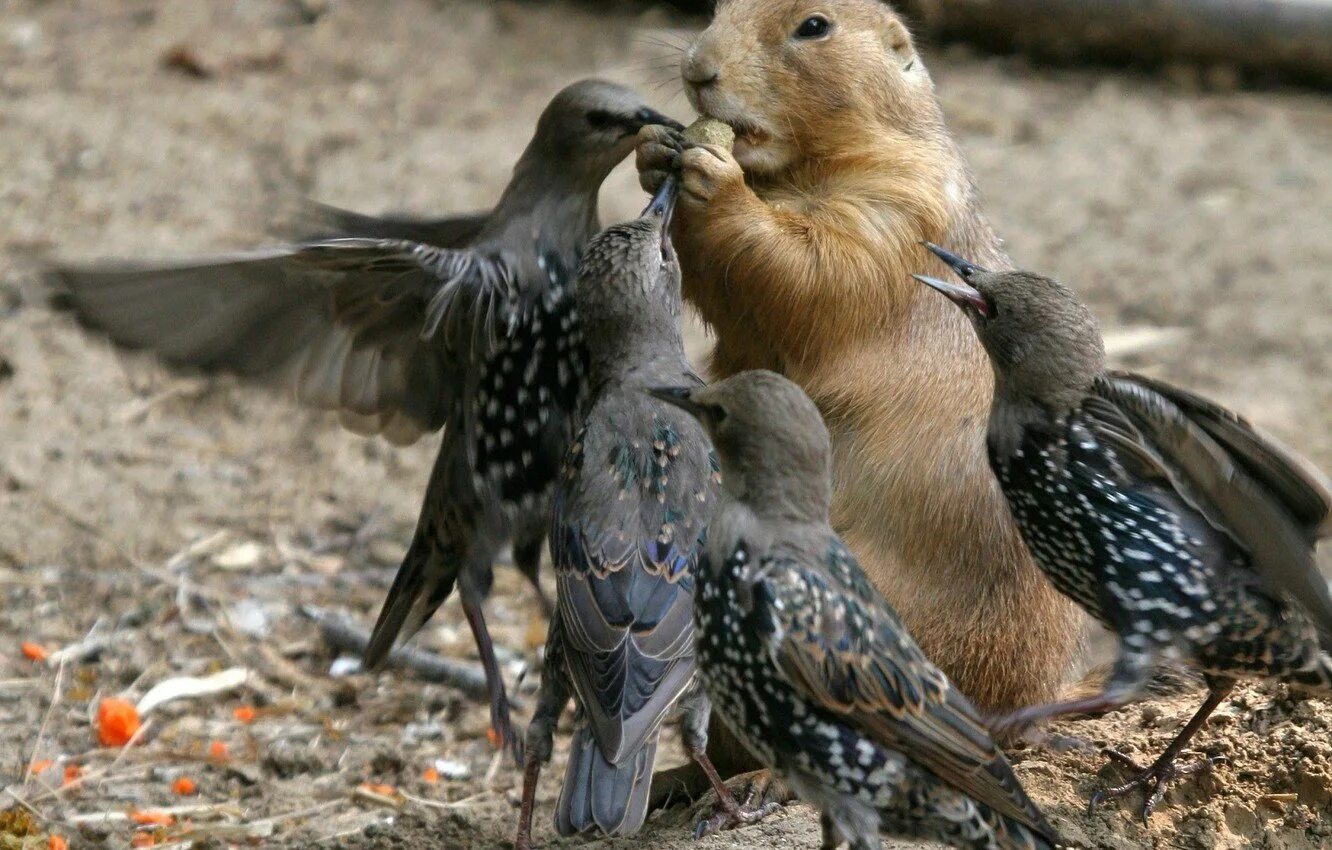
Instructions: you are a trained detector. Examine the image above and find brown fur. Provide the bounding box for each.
[661,0,1083,712]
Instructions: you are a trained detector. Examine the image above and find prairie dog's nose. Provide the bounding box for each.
[682,45,721,88]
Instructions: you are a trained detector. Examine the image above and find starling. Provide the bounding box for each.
[651,370,1062,850]
[916,244,1332,818]
[514,181,774,848]
[48,79,682,759]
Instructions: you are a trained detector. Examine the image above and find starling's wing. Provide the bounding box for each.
[295,202,490,248]
[1092,374,1332,638]
[1114,371,1332,541]
[749,538,1057,839]
[552,392,715,764]
[49,238,519,445]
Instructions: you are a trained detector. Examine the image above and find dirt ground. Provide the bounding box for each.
[2,1,1330,848]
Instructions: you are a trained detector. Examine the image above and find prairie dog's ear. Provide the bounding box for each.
[880,17,913,60]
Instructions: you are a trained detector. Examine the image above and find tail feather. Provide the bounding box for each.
[363,532,455,670]
[555,721,658,837]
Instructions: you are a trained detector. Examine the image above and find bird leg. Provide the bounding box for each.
[513,620,569,850]
[514,757,542,850]
[986,653,1148,739]
[689,752,784,838]
[459,590,520,763]
[1088,682,1233,822]
[681,691,782,838]
[511,532,554,619]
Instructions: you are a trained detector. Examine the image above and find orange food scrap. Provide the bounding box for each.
[95,698,141,747]
[359,782,397,797]
[28,759,53,775]
[421,767,439,784]
[130,833,157,848]
[171,776,197,795]
[232,705,257,723]
[486,726,501,748]
[130,810,175,827]
[48,836,68,850]
[21,641,49,662]
[207,740,229,760]
[62,764,82,787]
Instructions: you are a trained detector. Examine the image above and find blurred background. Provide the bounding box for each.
[0,2,1329,848]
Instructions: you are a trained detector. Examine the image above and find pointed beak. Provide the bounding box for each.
[629,107,685,134]
[647,385,705,419]
[922,242,987,280]
[913,274,993,318]
[643,177,678,258]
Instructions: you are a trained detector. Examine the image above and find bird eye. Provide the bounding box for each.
[585,109,617,130]
[794,15,831,40]
[707,404,728,424]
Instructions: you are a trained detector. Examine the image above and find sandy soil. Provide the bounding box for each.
[1,1,1330,848]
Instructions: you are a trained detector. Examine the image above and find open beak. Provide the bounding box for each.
[643,177,678,259]
[913,274,993,318]
[647,385,705,419]
[922,242,987,280]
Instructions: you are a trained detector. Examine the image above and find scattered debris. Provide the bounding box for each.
[303,606,494,701]
[95,698,142,747]
[19,641,48,662]
[353,783,403,810]
[433,759,471,782]
[159,44,213,79]
[212,540,264,571]
[137,667,251,715]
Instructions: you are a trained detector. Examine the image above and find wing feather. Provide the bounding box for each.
[752,541,1055,839]
[49,238,519,444]
[1093,374,1332,639]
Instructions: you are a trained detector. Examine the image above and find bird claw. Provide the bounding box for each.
[692,788,781,839]
[691,769,788,839]
[1088,747,1223,823]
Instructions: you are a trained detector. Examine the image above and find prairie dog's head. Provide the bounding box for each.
[682,0,936,174]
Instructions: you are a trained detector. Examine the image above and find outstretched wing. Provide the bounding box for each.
[552,392,715,763]
[749,537,1056,840]
[49,237,519,445]
[293,201,490,248]
[1092,373,1332,639]
[1111,371,1332,540]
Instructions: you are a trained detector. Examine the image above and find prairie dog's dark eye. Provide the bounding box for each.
[794,15,830,39]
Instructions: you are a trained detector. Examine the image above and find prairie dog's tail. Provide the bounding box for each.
[554,718,658,837]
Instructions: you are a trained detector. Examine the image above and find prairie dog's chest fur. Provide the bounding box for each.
[670,118,1082,713]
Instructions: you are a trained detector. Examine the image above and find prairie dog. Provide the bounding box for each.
[638,0,1082,712]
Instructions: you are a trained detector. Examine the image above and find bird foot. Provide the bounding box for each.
[1088,747,1223,822]
[691,770,788,839]
[488,710,523,766]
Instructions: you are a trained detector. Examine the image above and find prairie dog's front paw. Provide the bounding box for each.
[678,144,744,209]
[636,124,684,195]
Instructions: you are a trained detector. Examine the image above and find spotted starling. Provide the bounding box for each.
[48,79,682,759]
[916,243,1332,819]
[514,182,773,848]
[650,370,1062,850]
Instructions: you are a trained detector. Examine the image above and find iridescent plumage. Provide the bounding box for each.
[515,184,758,847]
[50,79,682,758]
[655,370,1061,850]
[918,243,1332,818]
